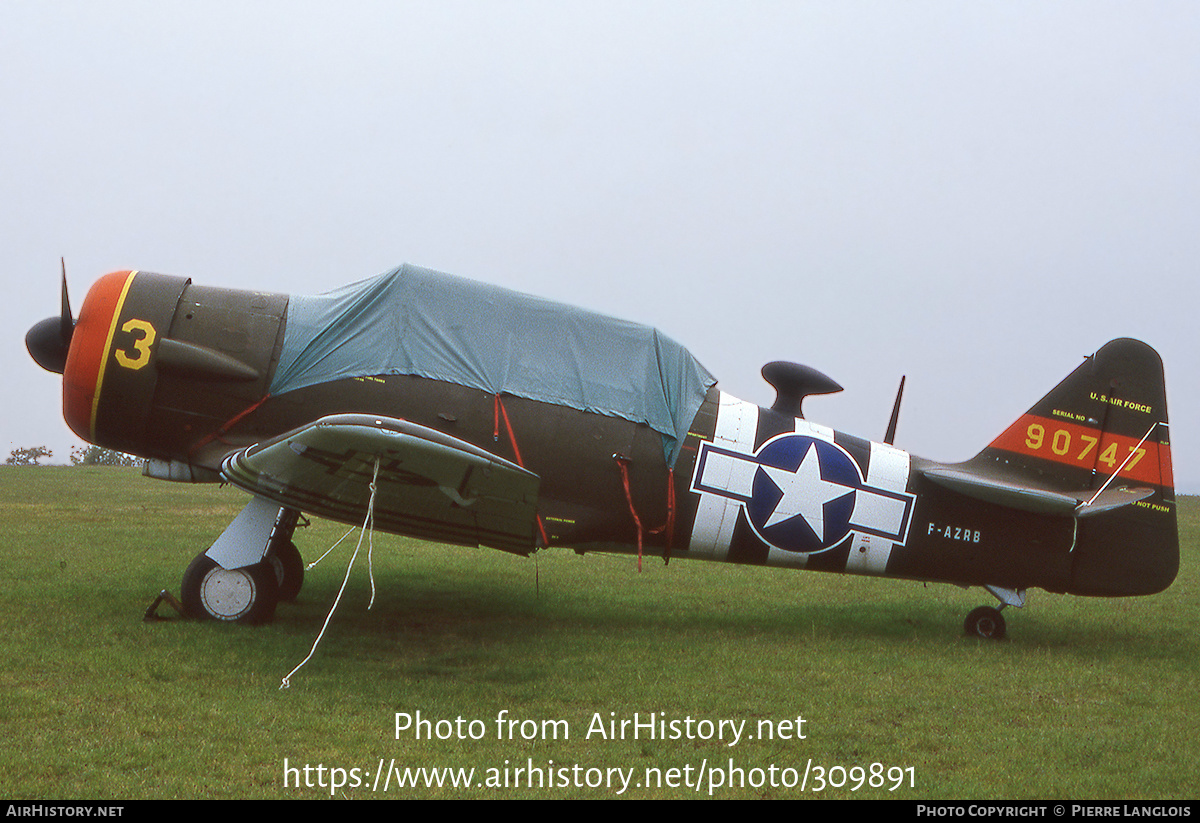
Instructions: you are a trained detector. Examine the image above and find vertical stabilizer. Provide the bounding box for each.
[969,339,1176,595]
[974,339,1172,494]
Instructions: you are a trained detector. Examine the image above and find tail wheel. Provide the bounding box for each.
[964,606,1006,640]
[268,540,304,602]
[181,553,278,624]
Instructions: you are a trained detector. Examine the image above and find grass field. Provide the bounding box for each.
[0,466,1195,799]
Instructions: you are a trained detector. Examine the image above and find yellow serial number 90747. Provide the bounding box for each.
[1024,422,1144,471]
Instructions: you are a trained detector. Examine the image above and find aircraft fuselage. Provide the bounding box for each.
[34,268,1178,626]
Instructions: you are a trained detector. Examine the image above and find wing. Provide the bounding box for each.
[221,414,540,554]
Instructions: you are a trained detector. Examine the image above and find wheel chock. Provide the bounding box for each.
[143,589,186,621]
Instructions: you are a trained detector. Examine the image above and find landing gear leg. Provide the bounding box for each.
[266,508,304,602]
[180,496,289,623]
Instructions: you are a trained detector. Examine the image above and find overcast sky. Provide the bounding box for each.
[4,1,1197,491]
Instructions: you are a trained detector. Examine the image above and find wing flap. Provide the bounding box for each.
[222,414,540,554]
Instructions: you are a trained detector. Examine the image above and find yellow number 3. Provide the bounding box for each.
[114,319,157,370]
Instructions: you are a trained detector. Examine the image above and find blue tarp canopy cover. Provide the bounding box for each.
[268,264,717,466]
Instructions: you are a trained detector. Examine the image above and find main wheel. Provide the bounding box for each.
[964,606,1006,640]
[181,553,279,624]
[268,540,304,602]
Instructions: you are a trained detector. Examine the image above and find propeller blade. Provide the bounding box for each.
[60,257,73,342]
[26,259,76,374]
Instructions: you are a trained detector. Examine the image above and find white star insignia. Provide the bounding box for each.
[759,442,855,541]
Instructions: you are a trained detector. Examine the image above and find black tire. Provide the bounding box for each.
[181,553,278,624]
[269,540,304,602]
[964,606,1006,640]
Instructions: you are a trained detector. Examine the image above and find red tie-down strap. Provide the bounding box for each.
[493,394,550,547]
[188,393,271,458]
[614,456,676,571]
[652,467,676,563]
[614,455,644,571]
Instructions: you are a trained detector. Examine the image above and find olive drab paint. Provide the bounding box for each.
[27,264,1178,635]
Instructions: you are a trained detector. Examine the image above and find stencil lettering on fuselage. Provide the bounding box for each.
[688,395,915,572]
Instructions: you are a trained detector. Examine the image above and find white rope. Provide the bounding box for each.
[280,457,381,689]
[1083,422,1159,508]
[305,527,357,570]
[367,476,378,610]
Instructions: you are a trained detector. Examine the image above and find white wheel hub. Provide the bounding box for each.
[199,567,257,620]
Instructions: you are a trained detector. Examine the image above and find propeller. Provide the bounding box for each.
[26,258,75,374]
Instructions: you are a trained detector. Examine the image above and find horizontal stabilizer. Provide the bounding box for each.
[922,468,1080,515]
[222,414,541,554]
[1073,485,1156,518]
[922,468,1154,519]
